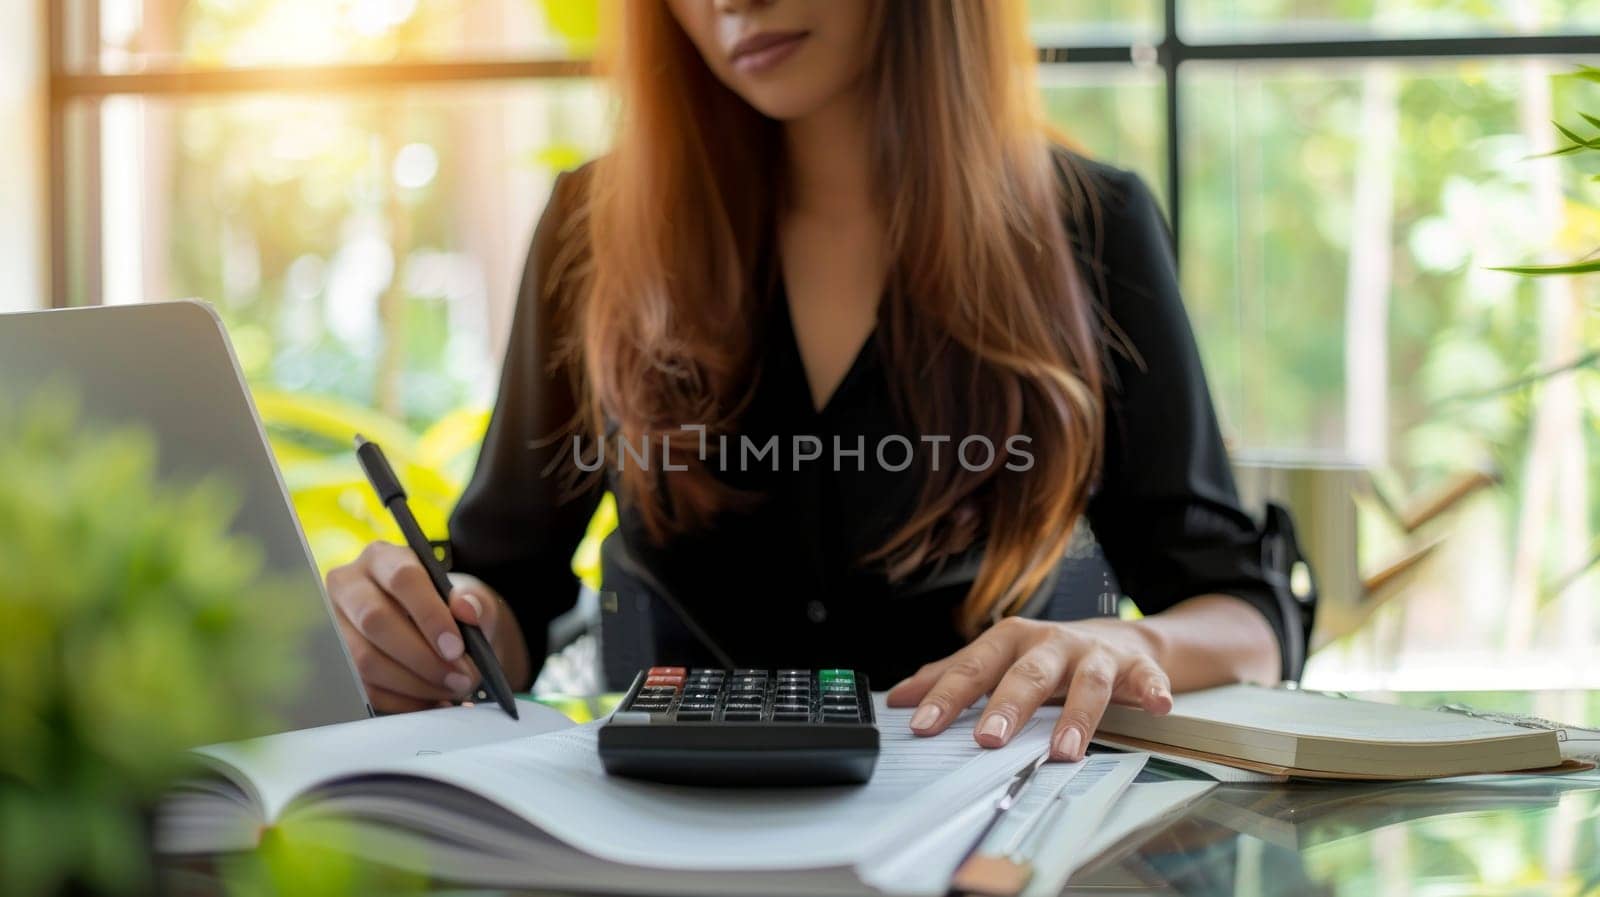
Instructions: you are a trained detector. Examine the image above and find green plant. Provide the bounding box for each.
[253,388,488,573]
[1494,65,1600,277]
[255,389,617,590]
[0,393,310,897]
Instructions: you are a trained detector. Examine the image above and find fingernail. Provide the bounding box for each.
[909,704,942,731]
[976,714,1010,745]
[437,631,464,661]
[1055,728,1083,760]
[445,672,472,694]
[461,592,484,620]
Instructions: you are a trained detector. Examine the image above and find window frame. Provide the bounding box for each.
[43,0,1600,307]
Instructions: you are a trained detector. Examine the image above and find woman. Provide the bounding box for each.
[325,0,1296,763]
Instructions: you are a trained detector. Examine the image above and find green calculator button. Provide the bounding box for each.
[819,669,854,680]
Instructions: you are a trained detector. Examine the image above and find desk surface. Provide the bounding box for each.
[1071,768,1600,895]
[157,690,1600,897]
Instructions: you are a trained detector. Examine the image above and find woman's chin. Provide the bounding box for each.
[734,84,839,123]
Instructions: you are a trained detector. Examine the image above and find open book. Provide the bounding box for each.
[1097,685,1564,779]
[159,696,1105,896]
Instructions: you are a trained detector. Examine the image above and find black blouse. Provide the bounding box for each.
[448,148,1288,689]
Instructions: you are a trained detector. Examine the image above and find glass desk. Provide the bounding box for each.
[156,691,1600,897]
[1066,767,1600,896]
[1067,688,1600,896]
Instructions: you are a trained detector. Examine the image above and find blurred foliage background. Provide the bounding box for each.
[0,395,309,897]
[52,4,1600,673]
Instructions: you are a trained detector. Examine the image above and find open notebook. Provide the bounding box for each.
[1097,685,1564,779]
[159,696,1098,896]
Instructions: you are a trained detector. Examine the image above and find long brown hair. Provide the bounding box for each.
[569,0,1104,636]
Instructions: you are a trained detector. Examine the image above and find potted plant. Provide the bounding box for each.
[0,393,309,896]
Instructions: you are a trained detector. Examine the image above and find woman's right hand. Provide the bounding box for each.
[325,541,520,713]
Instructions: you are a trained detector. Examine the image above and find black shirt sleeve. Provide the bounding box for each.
[448,169,602,673]
[1078,164,1288,664]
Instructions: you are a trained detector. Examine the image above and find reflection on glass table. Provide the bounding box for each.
[1068,691,1600,897]
[1074,771,1600,896]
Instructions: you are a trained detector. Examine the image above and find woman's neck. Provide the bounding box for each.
[783,89,875,221]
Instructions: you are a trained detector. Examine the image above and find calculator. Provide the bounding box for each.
[597,668,880,786]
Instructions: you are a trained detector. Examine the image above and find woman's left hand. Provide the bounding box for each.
[886,617,1174,761]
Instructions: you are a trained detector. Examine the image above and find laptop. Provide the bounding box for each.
[0,300,374,734]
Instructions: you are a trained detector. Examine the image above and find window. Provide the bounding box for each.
[45,1,1600,689]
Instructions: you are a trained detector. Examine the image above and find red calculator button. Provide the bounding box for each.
[647,666,687,678]
[645,676,684,687]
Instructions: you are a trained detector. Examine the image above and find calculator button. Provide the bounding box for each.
[723,711,762,721]
[774,712,811,722]
[733,668,767,676]
[818,669,854,680]
[645,676,684,688]
[648,666,687,677]
[823,712,860,723]
[676,711,713,721]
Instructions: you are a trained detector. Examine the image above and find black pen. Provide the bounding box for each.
[354,434,519,720]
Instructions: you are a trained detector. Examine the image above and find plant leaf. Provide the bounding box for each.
[1583,112,1600,132]
[1532,144,1588,159]
[1553,121,1600,149]
[1491,258,1600,276]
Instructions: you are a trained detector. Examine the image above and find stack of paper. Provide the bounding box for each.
[1098,685,1565,779]
[158,697,1204,896]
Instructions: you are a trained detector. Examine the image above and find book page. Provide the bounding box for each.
[357,695,1058,873]
[194,699,573,820]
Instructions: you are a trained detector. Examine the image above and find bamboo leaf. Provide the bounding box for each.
[1531,144,1588,159]
[1553,121,1600,149]
[1491,258,1600,276]
[1582,112,1600,132]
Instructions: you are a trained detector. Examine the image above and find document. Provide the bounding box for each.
[163,695,1092,896]
[342,698,1056,871]
[864,752,1150,897]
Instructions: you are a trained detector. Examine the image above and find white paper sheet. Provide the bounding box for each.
[350,695,1055,873]
[857,756,1091,896]
[1048,780,1218,887]
[194,700,573,820]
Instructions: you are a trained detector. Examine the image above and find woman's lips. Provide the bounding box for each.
[729,30,808,75]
